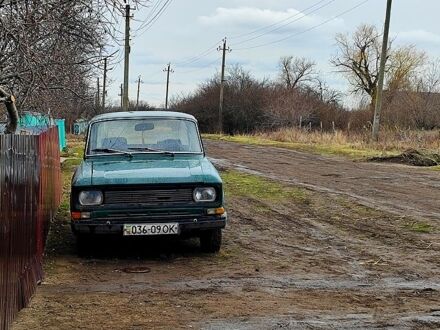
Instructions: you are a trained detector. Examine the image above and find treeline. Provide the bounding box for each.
[173,65,348,134]
[173,24,440,134]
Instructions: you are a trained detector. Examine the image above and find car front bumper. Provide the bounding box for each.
[71,214,227,235]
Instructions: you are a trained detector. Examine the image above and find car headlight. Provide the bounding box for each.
[193,187,216,202]
[79,190,103,206]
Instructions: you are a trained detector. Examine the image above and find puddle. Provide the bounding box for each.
[121,266,151,274]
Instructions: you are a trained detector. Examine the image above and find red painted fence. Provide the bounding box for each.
[0,127,61,330]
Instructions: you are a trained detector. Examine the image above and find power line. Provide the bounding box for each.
[231,0,336,47]
[175,58,220,74]
[134,0,173,36]
[133,0,166,32]
[234,0,370,51]
[138,0,164,26]
[174,39,223,67]
[230,0,333,41]
[171,1,333,69]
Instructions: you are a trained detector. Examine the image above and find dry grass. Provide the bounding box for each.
[204,128,440,159]
[261,127,440,153]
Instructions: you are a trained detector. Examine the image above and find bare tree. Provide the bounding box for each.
[331,24,384,107]
[412,59,440,93]
[0,0,150,125]
[313,78,343,105]
[279,56,316,89]
[387,45,427,92]
[0,86,18,133]
[331,24,426,110]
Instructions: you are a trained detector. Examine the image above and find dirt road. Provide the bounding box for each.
[205,140,440,221]
[13,140,440,329]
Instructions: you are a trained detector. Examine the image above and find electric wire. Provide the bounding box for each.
[134,0,165,32]
[231,0,336,47]
[175,58,220,74]
[134,0,173,37]
[229,0,332,40]
[173,0,336,68]
[233,0,370,51]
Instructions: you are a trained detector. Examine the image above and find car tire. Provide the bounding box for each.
[76,234,92,257]
[200,229,222,253]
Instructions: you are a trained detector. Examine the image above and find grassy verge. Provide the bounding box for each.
[45,150,83,257]
[221,170,310,204]
[203,134,398,159]
[61,143,84,158]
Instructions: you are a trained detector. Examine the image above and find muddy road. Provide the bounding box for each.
[13,140,440,329]
[205,140,440,221]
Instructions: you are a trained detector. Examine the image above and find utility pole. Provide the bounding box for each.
[96,77,100,110]
[119,83,123,109]
[102,57,108,113]
[122,4,133,111]
[217,37,231,134]
[163,63,174,109]
[136,76,142,110]
[372,0,392,141]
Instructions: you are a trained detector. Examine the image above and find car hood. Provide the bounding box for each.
[72,156,222,187]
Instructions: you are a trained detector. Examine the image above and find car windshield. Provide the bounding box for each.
[87,118,203,155]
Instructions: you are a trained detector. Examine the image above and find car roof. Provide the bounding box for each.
[90,111,197,123]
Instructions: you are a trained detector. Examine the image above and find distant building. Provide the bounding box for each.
[73,119,89,135]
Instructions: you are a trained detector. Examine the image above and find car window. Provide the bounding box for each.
[88,118,202,154]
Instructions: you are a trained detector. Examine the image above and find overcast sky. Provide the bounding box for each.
[106,0,440,108]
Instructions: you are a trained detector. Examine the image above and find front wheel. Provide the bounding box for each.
[200,229,222,253]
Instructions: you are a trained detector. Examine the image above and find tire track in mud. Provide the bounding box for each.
[38,275,440,294]
[198,311,440,330]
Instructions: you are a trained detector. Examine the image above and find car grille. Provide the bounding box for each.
[104,188,194,205]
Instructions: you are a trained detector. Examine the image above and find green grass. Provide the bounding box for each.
[404,222,433,233]
[221,170,309,204]
[45,155,78,256]
[61,158,82,172]
[203,134,397,159]
[61,142,85,158]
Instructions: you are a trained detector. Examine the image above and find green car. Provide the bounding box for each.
[70,111,227,253]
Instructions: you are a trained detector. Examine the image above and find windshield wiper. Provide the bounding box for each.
[128,147,175,156]
[91,148,133,157]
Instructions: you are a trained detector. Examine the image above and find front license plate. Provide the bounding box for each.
[123,223,179,236]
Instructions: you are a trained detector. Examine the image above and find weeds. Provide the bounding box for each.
[404,222,433,233]
[45,156,77,256]
[221,170,309,204]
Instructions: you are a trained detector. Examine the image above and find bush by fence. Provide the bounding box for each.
[0,127,61,330]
